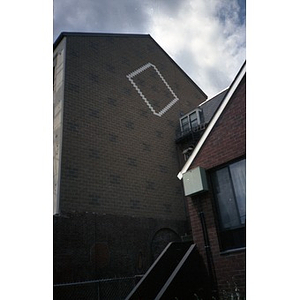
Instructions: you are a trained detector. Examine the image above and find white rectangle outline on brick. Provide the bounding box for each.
[126,63,179,117]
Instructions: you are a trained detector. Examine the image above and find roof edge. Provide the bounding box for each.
[177,61,246,180]
[148,35,207,100]
[53,31,151,49]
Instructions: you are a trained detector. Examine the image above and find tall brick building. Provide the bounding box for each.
[178,62,246,298]
[53,32,208,283]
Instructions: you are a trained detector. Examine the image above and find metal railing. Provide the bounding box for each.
[175,123,206,142]
[53,276,142,300]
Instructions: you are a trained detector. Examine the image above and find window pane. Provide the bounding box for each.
[212,168,240,229]
[220,227,246,251]
[189,112,198,128]
[198,109,204,124]
[230,159,246,224]
[190,119,198,128]
[189,112,197,121]
[181,117,189,131]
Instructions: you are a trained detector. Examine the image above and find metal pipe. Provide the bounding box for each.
[199,210,219,300]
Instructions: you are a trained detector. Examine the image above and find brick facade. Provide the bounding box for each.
[58,33,207,219]
[186,74,246,297]
[54,211,186,283]
[53,33,207,283]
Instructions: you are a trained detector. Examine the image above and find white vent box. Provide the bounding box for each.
[182,167,208,196]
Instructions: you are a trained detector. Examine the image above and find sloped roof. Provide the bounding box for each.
[177,61,246,180]
[199,88,229,124]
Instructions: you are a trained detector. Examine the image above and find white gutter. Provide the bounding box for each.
[177,63,246,180]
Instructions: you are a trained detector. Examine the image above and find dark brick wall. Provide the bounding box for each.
[53,212,186,284]
[60,34,207,219]
[54,34,207,283]
[186,76,246,296]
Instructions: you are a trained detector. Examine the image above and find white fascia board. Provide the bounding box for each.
[177,63,246,180]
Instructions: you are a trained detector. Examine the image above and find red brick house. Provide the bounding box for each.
[177,62,246,298]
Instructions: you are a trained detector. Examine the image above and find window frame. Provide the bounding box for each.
[180,116,190,132]
[179,108,203,133]
[210,157,246,252]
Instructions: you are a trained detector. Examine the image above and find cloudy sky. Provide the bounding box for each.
[53,0,246,97]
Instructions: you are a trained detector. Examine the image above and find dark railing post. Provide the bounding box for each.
[97,280,100,300]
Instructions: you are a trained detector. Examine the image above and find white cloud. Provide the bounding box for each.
[148,0,246,97]
[53,0,152,39]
